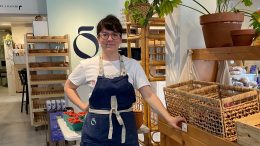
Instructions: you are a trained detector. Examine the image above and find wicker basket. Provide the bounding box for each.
[163,80,215,122]
[128,3,150,25]
[189,85,259,141]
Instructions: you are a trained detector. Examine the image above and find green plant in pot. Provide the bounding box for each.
[181,0,254,48]
[124,0,151,26]
[249,10,260,45]
[230,10,260,46]
[124,0,181,27]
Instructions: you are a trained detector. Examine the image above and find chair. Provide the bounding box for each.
[18,68,29,114]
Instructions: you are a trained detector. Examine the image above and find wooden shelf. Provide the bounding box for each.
[25,34,70,128]
[127,35,141,40]
[29,53,69,57]
[31,93,64,99]
[147,34,165,40]
[27,38,68,43]
[159,118,240,146]
[149,17,165,26]
[192,46,260,60]
[32,108,46,112]
[29,67,70,71]
[149,61,165,66]
[31,80,66,85]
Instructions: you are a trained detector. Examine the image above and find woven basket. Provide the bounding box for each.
[189,85,259,141]
[163,80,215,122]
[128,3,150,25]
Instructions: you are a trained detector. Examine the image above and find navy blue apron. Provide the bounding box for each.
[80,55,139,146]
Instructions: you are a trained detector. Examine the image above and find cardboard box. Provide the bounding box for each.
[235,113,260,146]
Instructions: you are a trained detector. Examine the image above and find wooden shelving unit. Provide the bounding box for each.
[125,17,166,146]
[25,34,71,127]
[192,46,260,60]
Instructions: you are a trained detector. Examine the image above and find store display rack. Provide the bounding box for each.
[25,34,71,128]
[125,16,166,146]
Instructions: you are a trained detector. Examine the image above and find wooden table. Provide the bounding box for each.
[158,118,241,146]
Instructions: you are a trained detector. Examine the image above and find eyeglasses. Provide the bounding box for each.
[99,32,121,40]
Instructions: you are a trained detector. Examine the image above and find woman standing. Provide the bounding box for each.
[64,14,186,146]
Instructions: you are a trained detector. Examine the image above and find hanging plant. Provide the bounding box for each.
[4,34,13,46]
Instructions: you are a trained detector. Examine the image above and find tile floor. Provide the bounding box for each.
[0,86,46,146]
[0,86,146,146]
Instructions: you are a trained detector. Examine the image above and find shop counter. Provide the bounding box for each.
[57,118,81,141]
[158,118,241,146]
[57,118,150,142]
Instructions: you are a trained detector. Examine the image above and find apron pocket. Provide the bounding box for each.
[81,113,109,143]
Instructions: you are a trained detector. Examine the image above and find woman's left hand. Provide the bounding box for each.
[167,116,187,130]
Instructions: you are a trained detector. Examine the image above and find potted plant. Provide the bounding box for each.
[230,10,260,46]
[124,0,151,26]
[181,0,254,48]
[250,10,260,45]
[124,0,181,26]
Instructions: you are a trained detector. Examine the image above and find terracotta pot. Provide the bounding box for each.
[134,111,143,129]
[252,35,260,46]
[231,29,255,46]
[200,12,244,48]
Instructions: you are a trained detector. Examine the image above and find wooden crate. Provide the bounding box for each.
[235,113,260,146]
[159,118,240,146]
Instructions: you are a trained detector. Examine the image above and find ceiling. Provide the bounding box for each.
[0,14,46,30]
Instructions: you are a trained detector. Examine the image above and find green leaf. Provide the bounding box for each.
[242,0,253,6]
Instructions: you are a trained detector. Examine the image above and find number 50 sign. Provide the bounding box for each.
[73,26,99,59]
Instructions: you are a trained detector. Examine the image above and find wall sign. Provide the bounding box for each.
[46,0,122,69]
[0,0,47,14]
[73,26,99,59]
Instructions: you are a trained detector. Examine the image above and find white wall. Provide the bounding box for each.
[11,23,33,44]
[165,0,260,85]
[46,0,122,111]
[165,0,216,85]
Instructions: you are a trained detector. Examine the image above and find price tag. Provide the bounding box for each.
[181,122,188,132]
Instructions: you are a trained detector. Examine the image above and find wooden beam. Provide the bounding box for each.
[192,46,260,60]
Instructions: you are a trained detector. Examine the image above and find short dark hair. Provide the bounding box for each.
[96,15,123,36]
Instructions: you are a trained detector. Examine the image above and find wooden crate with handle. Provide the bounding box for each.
[235,113,260,146]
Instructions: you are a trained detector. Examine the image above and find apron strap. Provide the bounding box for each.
[99,55,104,76]
[119,55,127,76]
[99,54,127,77]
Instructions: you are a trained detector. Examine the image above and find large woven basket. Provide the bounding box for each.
[128,3,150,25]
[163,80,215,122]
[189,85,259,141]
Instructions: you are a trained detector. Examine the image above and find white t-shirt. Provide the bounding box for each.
[68,55,150,97]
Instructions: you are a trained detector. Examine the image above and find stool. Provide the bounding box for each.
[0,69,7,86]
[18,68,29,114]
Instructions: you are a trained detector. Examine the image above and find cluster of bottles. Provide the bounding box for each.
[46,99,66,112]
